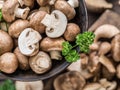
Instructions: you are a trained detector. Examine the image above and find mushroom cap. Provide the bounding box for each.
[2,0,19,22]
[37,0,49,6]
[64,23,80,41]
[29,51,52,74]
[15,80,44,90]
[18,28,42,56]
[54,71,86,90]
[30,11,47,33]
[0,30,13,55]
[9,19,30,38]
[14,47,30,70]
[111,34,120,62]
[55,0,76,20]
[40,37,65,52]
[0,52,18,74]
[18,0,34,8]
[41,10,67,38]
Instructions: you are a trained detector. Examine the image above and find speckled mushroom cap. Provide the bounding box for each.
[40,37,65,52]
[2,0,19,22]
[29,11,47,33]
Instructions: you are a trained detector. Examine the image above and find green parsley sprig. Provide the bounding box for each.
[62,31,95,62]
[0,9,2,21]
[0,79,16,90]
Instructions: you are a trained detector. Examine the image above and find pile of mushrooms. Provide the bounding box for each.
[0,0,81,74]
[53,24,120,90]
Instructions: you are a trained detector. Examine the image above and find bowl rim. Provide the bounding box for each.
[0,0,88,81]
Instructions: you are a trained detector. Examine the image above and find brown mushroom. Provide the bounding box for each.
[0,52,18,74]
[40,37,65,60]
[29,11,47,33]
[111,34,120,62]
[37,0,56,6]
[18,0,34,8]
[15,80,44,90]
[98,42,111,55]
[0,30,13,55]
[29,51,52,74]
[116,64,120,79]
[64,23,80,42]
[14,47,29,70]
[54,71,86,90]
[83,83,104,90]
[8,19,30,38]
[55,0,78,20]
[99,55,116,74]
[2,0,30,22]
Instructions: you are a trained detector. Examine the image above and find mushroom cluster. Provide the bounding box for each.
[54,24,119,90]
[0,0,81,74]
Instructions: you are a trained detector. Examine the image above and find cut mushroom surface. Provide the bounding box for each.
[18,28,42,56]
[41,10,67,38]
[29,51,52,74]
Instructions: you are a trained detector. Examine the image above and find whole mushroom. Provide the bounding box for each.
[29,51,52,74]
[54,71,86,90]
[64,23,80,42]
[14,47,29,70]
[0,30,13,55]
[111,34,120,62]
[55,0,79,20]
[40,37,65,60]
[2,0,30,22]
[41,10,67,38]
[29,11,47,33]
[0,52,18,74]
[18,28,42,56]
[8,19,30,38]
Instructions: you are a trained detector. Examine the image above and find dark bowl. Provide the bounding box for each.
[0,0,88,81]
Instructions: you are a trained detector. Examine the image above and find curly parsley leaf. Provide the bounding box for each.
[0,9,2,21]
[76,31,95,53]
[62,31,95,63]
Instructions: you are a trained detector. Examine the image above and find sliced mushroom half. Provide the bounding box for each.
[18,28,42,56]
[41,10,67,38]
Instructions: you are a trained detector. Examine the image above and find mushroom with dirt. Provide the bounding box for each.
[0,30,13,55]
[111,34,120,62]
[29,11,47,34]
[55,0,79,20]
[2,0,30,22]
[8,19,30,38]
[40,37,65,60]
[85,0,113,13]
[14,47,29,70]
[18,28,42,56]
[0,52,18,74]
[15,80,44,90]
[41,10,67,38]
[54,71,86,90]
[29,51,52,74]
[63,23,81,42]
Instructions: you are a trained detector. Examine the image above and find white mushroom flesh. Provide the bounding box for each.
[67,0,79,8]
[18,28,42,56]
[41,10,67,38]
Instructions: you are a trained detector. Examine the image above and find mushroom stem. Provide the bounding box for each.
[14,7,30,19]
[0,0,4,9]
[67,0,79,8]
[50,50,62,60]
